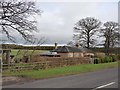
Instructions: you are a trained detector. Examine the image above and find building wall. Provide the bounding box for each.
[60,52,95,58]
[58,53,69,57]
[68,53,74,57]
[73,52,84,57]
[45,52,94,58]
[73,52,79,57]
[79,53,84,57]
[84,53,94,58]
[59,52,84,58]
[58,53,74,57]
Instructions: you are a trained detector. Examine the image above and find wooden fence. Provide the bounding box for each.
[2,57,92,72]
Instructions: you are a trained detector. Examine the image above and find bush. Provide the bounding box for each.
[100,57,105,63]
[94,56,115,64]
[104,56,113,63]
[110,55,118,62]
[116,54,120,60]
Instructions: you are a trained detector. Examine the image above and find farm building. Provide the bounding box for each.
[51,45,94,58]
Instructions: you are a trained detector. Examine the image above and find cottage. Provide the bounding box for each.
[51,44,94,58]
[51,46,83,57]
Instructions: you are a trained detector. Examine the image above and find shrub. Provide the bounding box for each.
[110,55,118,62]
[95,56,114,64]
[116,54,120,60]
[100,57,105,63]
[104,56,113,63]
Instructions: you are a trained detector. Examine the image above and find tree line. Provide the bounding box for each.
[1,44,58,50]
[73,17,120,55]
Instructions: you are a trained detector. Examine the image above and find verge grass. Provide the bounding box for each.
[3,62,118,79]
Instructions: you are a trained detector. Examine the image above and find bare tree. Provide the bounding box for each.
[0,0,42,42]
[12,37,46,63]
[67,41,75,47]
[30,37,46,55]
[100,21,120,55]
[74,17,101,48]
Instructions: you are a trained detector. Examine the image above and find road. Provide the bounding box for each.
[3,68,118,89]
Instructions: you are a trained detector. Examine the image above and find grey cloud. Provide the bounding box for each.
[36,2,117,44]
[2,2,118,45]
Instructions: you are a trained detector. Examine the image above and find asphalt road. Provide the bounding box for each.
[3,68,118,89]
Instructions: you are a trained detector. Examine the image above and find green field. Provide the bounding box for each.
[1,49,47,58]
[3,62,118,79]
[11,49,48,55]
[10,49,48,59]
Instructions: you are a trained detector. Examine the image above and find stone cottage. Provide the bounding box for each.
[51,44,94,58]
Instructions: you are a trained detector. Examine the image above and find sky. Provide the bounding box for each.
[34,0,118,45]
[2,0,119,45]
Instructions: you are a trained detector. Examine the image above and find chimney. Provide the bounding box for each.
[75,43,80,48]
[55,42,58,49]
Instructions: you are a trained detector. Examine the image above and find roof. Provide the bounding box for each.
[51,46,93,53]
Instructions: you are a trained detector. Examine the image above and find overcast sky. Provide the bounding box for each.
[34,0,118,45]
[3,0,119,45]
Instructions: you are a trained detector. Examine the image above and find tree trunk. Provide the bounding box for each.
[87,32,90,48]
[105,37,110,56]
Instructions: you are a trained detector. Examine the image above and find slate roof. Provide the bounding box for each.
[51,46,93,53]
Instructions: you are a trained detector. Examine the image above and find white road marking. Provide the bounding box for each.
[92,82,115,90]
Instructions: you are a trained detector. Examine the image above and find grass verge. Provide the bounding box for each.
[3,62,118,79]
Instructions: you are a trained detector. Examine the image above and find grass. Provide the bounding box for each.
[3,62,118,79]
[1,49,48,59]
[11,49,48,55]
[10,49,48,59]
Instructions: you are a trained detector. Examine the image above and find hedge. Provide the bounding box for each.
[94,55,119,64]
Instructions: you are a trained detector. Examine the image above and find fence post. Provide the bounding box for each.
[0,59,2,73]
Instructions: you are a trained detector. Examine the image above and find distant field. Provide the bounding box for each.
[10,49,48,60]
[11,49,48,55]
